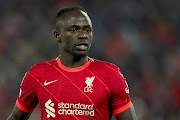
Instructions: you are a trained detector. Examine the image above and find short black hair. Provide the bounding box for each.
[56,6,87,20]
[55,6,87,30]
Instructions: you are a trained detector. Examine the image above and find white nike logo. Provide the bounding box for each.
[44,80,58,86]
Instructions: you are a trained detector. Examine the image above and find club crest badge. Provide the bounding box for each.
[84,76,95,93]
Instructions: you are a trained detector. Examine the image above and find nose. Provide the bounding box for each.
[78,30,88,40]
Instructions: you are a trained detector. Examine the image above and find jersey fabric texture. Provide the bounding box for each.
[16,56,133,120]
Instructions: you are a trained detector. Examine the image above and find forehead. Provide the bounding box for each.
[58,10,92,27]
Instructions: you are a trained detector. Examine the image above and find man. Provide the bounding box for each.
[8,6,137,120]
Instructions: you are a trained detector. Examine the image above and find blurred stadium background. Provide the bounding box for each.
[1,0,180,120]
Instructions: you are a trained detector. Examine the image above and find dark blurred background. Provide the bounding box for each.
[1,0,180,120]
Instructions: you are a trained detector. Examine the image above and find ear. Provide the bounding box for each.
[53,30,61,42]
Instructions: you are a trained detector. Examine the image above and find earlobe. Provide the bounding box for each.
[53,30,61,42]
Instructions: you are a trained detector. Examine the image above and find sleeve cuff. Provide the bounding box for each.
[16,99,37,113]
[113,101,133,115]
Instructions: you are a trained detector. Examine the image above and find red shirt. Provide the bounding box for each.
[16,56,133,120]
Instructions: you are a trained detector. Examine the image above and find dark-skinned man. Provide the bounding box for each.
[8,6,137,120]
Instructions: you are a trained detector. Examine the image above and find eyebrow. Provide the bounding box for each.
[70,24,91,28]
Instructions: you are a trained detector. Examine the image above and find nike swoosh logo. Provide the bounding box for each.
[44,80,58,86]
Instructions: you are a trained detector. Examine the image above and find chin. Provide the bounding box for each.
[72,51,88,59]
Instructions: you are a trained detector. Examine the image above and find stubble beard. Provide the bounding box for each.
[72,51,88,61]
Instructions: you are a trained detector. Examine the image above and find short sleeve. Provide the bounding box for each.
[16,72,39,112]
[110,67,133,115]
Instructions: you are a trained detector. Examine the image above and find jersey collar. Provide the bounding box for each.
[57,55,92,72]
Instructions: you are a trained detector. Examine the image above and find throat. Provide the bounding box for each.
[60,55,88,68]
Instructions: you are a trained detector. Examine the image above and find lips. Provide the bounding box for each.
[75,43,88,50]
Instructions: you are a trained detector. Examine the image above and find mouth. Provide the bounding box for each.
[75,43,88,51]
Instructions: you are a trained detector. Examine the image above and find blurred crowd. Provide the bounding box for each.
[0,0,180,120]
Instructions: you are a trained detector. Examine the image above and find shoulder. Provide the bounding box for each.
[28,58,57,74]
[89,58,120,72]
[89,58,126,90]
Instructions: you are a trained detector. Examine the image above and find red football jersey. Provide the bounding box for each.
[16,56,133,120]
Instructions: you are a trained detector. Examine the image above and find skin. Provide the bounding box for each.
[8,10,137,120]
[116,106,137,120]
[54,10,93,68]
[8,105,32,120]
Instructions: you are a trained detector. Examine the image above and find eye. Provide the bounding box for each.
[85,28,91,33]
[70,27,78,32]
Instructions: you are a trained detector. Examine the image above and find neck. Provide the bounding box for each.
[60,54,88,68]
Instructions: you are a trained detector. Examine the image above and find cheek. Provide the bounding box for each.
[64,40,72,49]
[62,37,75,51]
[88,35,93,43]
[61,34,73,45]
[88,33,93,41]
